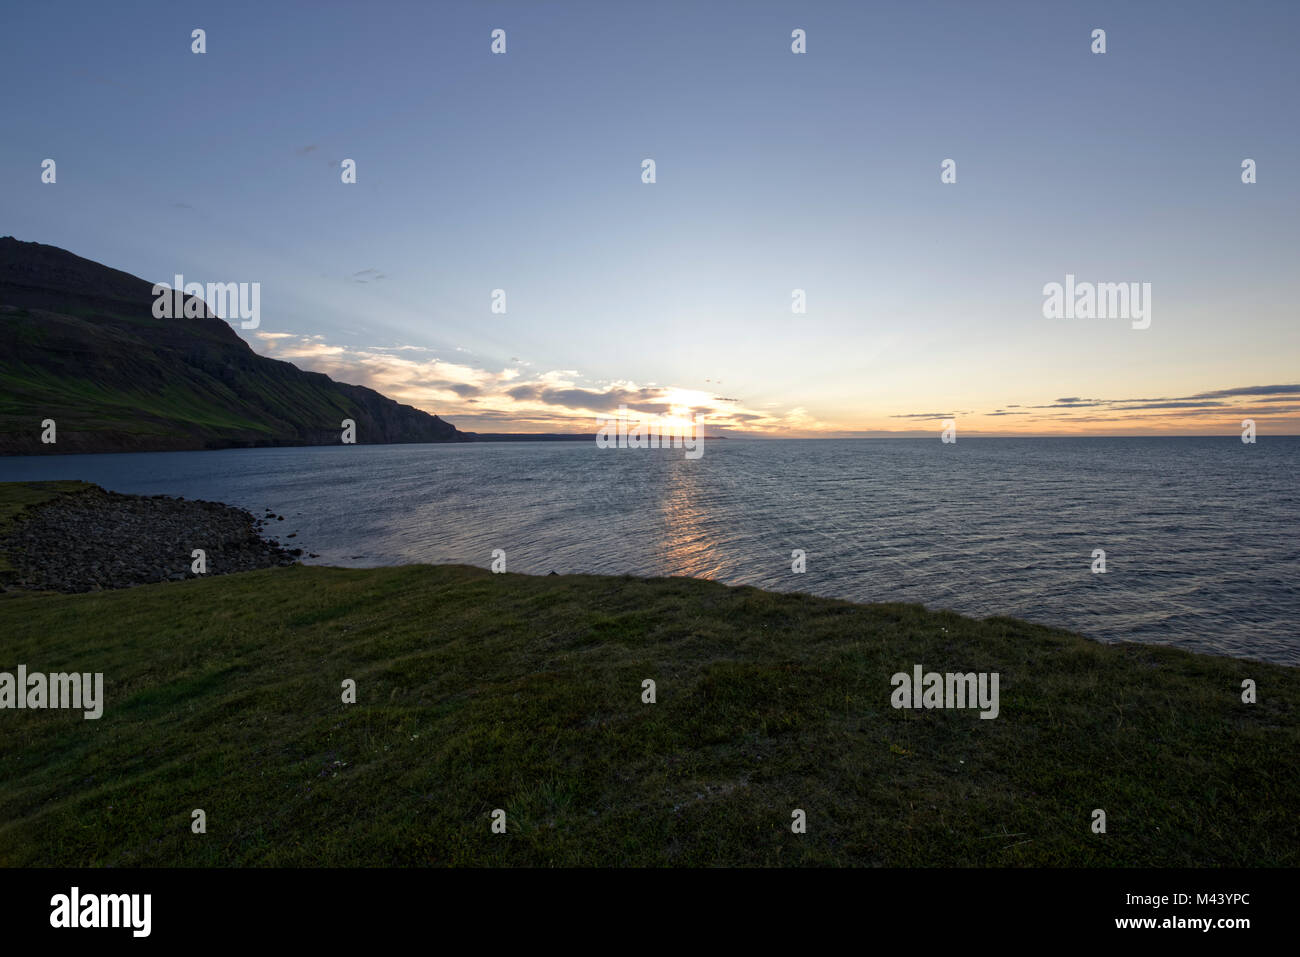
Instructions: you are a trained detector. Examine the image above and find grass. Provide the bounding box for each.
[0,487,1295,866]
[0,361,275,437]
[0,306,364,447]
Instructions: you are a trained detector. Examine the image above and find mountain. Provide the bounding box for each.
[0,238,473,454]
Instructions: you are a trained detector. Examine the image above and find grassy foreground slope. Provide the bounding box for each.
[1,556,1295,867]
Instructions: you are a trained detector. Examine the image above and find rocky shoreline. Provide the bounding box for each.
[0,484,299,592]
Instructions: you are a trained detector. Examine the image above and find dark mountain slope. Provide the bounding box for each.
[0,238,471,453]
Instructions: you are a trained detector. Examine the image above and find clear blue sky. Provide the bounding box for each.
[4,0,1298,434]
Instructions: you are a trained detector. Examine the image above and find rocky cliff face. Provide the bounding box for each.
[0,238,471,454]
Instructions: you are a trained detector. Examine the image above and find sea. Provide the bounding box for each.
[3,436,1297,666]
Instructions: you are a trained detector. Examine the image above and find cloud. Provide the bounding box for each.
[1001,385,1300,432]
[1189,384,1300,399]
[250,334,827,434]
[247,333,1299,437]
[1026,386,1291,419]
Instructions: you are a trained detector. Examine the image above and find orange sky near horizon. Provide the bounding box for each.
[252,333,1299,438]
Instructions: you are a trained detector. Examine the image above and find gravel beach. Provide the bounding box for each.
[0,484,298,592]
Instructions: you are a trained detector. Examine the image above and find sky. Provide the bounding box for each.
[3,0,1298,436]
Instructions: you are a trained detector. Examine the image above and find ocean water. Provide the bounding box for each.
[3,437,1297,665]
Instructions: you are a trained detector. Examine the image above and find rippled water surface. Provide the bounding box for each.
[4,437,1297,665]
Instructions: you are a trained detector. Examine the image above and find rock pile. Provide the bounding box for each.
[1,485,298,592]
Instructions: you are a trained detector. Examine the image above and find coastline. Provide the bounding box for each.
[1,480,1296,866]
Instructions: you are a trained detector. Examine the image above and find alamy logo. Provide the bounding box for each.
[596,405,704,459]
[1042,274,1150,329]
[890,665,1000,719]
[50,887,151,937]
[0,666,103,719]
[151,274,260,329]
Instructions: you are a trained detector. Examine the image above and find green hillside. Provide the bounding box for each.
[0,238,469,453]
